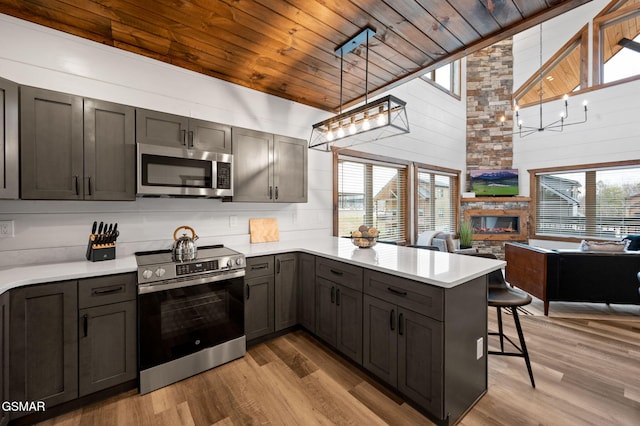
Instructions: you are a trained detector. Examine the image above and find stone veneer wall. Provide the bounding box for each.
[464,38,527,257]
[466,38,514,174]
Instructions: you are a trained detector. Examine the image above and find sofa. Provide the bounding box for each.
[415,231,477,254]
[505,242,640,315]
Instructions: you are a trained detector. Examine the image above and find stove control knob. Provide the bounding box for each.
[235,257,244,266]
[142,269,153,280]
[155,267,166,278]
[227,259,233,268]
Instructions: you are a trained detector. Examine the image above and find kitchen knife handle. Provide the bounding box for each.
[83,314,88,337]
[181,129,187,146]
[246,284,250,300]
[74,175,79,195]
[87,176,92,196]
[275,186,279,200]
[188,131,194,148]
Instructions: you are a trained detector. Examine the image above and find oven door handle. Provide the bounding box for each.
[137,269,245,295]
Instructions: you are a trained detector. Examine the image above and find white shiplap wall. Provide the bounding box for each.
[0,13,467,267]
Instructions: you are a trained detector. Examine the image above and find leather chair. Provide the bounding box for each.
[468,252,536,387]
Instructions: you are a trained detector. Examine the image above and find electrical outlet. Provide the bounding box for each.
[229,215,238,227]
[476,337,484,360]
[0,220,15,238]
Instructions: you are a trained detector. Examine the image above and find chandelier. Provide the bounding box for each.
[309,27,409,151]
[501,24,588,138]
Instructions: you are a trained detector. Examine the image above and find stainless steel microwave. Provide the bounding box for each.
[137,143,233,197]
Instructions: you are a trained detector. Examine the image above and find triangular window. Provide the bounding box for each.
[514,28,587,107]
[594,0,640,85]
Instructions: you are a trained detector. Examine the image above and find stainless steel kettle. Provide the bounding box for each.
[172,225,198,262]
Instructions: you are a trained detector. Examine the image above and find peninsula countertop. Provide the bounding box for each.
[0,237,504,293]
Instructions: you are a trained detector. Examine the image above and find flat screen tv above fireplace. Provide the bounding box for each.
[470,169,519,196]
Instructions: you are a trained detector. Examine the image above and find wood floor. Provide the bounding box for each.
[38,300,640,426]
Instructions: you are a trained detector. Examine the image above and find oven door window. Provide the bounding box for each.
[142,154,212,188]
[138,276,244,370]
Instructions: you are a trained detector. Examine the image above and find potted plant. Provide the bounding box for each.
[459,220,474,249]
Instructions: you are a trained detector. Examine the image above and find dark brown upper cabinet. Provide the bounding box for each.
[0,77,19,199]
[20,86,135,200]
[232,128,307,203]
[136,108,231,153]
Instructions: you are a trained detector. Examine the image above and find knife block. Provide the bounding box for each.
[86,236,116,262]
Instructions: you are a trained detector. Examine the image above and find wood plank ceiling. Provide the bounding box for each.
[0,0,592,112]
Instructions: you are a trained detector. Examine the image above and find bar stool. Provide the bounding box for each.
[469,252,536,388]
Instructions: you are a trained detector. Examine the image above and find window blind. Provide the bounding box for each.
[416,168,457,235]
[337,156,408,242]
[535,166,640,239]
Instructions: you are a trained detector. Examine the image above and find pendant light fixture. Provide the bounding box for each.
[501,24,588,138]
[309,26,409,151]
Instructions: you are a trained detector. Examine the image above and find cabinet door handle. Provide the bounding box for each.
[329,269,343,276]
[275,186,279,200]
[93,285,124,295]
[246,284,250,300]
[398,313,404,336]
[276,259,281,274]
[87,176,92,196]
[181,129,187,146]
[331,286,335,304]
[387,287,408,297]
[390,309,395,331]
[336,288,341,306]
[74,175,79,195]
[83,314,88,337]
[188,130,194,148]
[269,186,273,200]
[250,264,269,270]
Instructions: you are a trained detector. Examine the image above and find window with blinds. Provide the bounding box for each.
[337,155,408,242]
[415,168,457,236]
[535,165,640,239]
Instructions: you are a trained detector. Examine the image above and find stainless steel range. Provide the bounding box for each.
[135,244,245,394]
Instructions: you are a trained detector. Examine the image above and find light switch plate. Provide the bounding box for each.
[476,337,484,360]
[0,220,14,238]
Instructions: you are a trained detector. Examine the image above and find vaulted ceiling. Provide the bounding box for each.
[0,0,592,111]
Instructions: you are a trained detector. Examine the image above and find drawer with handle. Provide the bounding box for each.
[245,255,275,279]
[364,269,443,321]
[316,257,363,291]
[78,272,136,308]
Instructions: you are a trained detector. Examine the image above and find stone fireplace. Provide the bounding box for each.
[460,196,530,257]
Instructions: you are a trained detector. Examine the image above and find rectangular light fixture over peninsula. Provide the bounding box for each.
[309,27,409,151]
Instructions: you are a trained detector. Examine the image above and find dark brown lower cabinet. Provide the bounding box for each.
[0,292,9,426]
[297,253,316,333]
[245,262,275,341]
[9,281,79,414]
[78,300,136,396]
[363,294,444,417]
[315,277,363,364]
[274,253,297,331]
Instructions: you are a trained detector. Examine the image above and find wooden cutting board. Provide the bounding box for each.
[249,218,280,243]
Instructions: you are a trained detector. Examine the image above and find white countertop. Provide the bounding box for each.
[0,237,504,293]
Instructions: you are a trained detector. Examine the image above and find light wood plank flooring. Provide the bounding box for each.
[39,300,640,426]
